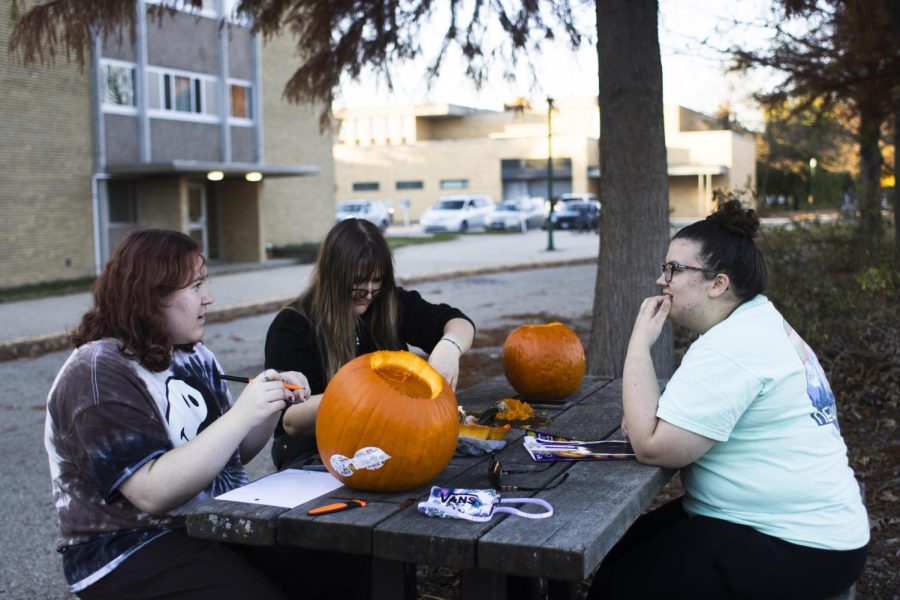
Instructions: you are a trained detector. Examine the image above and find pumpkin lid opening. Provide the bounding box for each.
[369,351,442,399]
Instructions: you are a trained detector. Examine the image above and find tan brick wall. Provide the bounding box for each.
[221,180,263,261]
[1,2,94,289]
[137,178,184,231]
[260,33,335,248]
[334,134,596,219]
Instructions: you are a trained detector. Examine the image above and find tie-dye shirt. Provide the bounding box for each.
[45,338,249,592]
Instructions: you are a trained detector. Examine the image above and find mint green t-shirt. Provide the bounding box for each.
[657,295,869,550]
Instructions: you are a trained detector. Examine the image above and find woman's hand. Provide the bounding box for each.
[232,369,298,426]
[428,342,461,390]
[629,295,671,352]
[237,370,310,463]
[278,370,312,404]
[429,318,474,391]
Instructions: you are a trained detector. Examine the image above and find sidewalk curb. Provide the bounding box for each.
[0,256,597,362]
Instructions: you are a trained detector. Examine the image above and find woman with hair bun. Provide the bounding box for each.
[587,200,868,599]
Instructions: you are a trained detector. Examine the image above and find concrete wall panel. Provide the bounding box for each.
[146,12,218,74]
[227,25,253,81]
[230,126,254,163]
[105,114,140,166]
[150,119,219,162]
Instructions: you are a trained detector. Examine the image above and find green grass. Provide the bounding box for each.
[386,233,458,249]
[0,277,96,303]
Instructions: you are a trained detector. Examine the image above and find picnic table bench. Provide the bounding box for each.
[186,375,675,599]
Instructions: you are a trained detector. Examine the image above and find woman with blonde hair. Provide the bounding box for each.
[265,218,475,468]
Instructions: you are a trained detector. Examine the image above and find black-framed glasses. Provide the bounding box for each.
[350,286,383,301]
[488,457,569,492]
[661,261,719,283]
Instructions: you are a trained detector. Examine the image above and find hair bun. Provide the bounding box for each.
[708,199,759,238]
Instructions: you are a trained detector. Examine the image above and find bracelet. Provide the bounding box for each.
[440,337,462,354]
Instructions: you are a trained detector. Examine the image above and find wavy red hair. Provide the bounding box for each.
[70,229,204,371]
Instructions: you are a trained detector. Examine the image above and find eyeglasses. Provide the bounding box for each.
[660,261,719,283]
[488,456,569,492]
[350,286,383,301]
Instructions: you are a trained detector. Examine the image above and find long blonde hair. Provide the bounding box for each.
[298,218,402,382]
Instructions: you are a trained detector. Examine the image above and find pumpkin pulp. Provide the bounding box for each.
[369,351,443,399]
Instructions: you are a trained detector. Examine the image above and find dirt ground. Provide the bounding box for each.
[415,314,898,600]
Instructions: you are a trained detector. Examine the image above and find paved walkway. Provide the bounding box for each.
[0,229,600,359]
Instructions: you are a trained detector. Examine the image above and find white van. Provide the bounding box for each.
[419,194,495,233]
[335,199,391,230]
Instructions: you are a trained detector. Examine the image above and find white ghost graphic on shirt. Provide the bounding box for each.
[164,378,209,446]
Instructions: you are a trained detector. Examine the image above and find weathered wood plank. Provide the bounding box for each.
[277,457,485,553]
[474,382,674,580]
[185,499,287,546]
[476,459,674,580]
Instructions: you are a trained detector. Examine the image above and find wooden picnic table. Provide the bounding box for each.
[186,375,675,599]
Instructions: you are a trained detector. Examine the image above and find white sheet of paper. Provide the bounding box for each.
[216,469,344,509]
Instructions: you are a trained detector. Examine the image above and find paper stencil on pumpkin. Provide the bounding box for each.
[330,447,392,477]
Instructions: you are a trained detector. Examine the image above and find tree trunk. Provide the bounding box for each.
[894,108,899,268]
[588,0,672,378]
[856,103,884,248]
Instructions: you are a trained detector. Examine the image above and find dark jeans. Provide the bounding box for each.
[78,529,370,600]
[586,497,867,600]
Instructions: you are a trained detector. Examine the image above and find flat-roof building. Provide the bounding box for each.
[333,97,756,221]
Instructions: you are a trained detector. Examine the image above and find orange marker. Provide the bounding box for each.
[219,373,304,391]
[307,499,367,516]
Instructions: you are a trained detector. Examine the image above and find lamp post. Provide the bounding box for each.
[546,96,556,251]
[808,157,817,205]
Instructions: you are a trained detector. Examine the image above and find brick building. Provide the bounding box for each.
[1,0,334,290]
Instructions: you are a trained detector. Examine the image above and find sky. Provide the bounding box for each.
[336,0,781,131]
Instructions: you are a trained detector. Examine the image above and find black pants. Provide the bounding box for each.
[78,529,370,600]
[586,497,867,600]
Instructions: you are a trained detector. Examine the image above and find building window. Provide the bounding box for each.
[147,67,217,122]
[440,179,469,190]
[106,180,138,259]
[229,81,253,121]
[396,180,424,190]
[353,182,380,192]
[100,60,136,112]
[108,181,137,223]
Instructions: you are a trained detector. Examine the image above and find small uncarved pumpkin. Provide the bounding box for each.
[502,322,585,401]
[316,350,459,491]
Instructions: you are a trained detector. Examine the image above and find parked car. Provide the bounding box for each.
[485,197,547,232]
[335,199,391,230]
[545,200,601,232]
[554,192,598,212]
[419,194,495,233]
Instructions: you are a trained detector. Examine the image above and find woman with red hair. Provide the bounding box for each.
[45,229,358,599]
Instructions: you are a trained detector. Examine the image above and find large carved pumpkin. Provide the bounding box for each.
[502,322,585,401]
[316,350,459,491]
